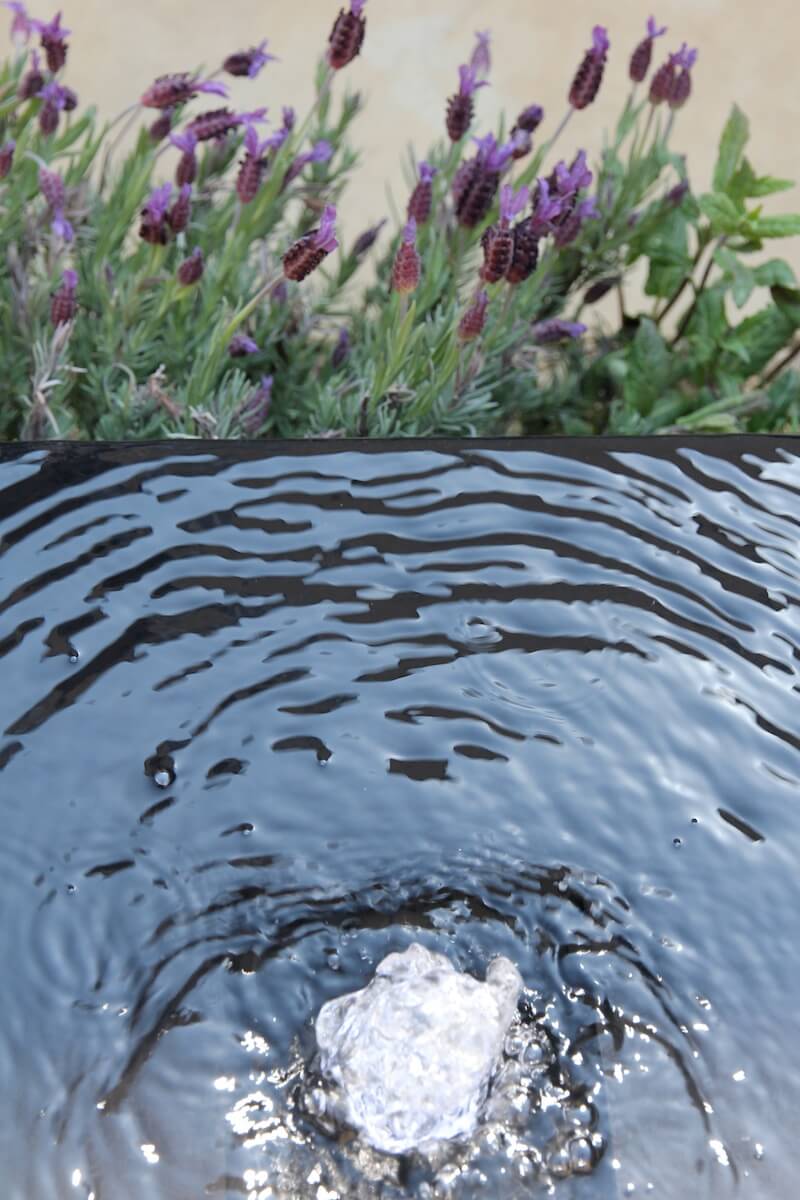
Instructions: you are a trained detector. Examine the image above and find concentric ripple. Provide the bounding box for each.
[0,439,798,1199]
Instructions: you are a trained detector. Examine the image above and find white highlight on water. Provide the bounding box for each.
[315,942,522,1155]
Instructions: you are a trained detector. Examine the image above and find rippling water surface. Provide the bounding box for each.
[0,438,798,1199]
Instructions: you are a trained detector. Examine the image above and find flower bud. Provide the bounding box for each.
[18,49,43,99]
[532,318,587,345]
[177,247,204,286]
[50,268,77,326]
[407,162,437,225]
[223,40,276,79]
[352,218,386,258]
[583,277,618,305]
[391,220,421,295]
[229,333,260,357]
[141,73,228,110]
[149,108,175,142]
[458,290,488,341]
[515,104,544,133]
[167,183,192,233]
[629,17,667,83]
[331,327,350,369]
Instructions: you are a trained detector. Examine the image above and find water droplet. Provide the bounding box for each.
[754,1142,765,1161]
[673,837,682,847]
[691,817,699,825]
[68,653,79,664]
[65,883,76,894]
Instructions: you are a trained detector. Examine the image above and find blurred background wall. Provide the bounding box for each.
[38,0,800,266]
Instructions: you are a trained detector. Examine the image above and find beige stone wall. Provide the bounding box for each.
[35,1,800,267]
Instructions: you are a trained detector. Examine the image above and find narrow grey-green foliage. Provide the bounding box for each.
[1,12,800,441]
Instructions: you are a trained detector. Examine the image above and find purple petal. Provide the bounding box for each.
[500,183,529,223]
[418,160,437,183]
[196,79,229,97]
[316,205,339,253]
[249,39,278,78]
[243,124,260,157]
[647,16,667,39]
[351,0,366,14]
[308,139,333,164]
[62,267,77,288]
[238,106,268,126]
[532,318,587,344]
[591,25,609,58]
[4,1,33,40]
[402,217,417,245]
[470,29,491,77]
[146,182,173,220]
[458,63,487,97]
[51,210,73,242]
[282,106,296,131]
[170,129,198,154]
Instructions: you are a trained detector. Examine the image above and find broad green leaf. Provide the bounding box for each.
[713,246,755,307]
[771,285,800,325]
[713,105,750,194]
[746,214,800,239]
[753,259,797,288]
[731,159,795,199]
[698,193,745,235]
[725,306,795,374]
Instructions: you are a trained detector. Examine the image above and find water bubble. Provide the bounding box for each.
[673,838,682,847]
[154,770,171,789]
[570,1136,593,1174]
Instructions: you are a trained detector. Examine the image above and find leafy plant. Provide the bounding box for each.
[0,3,798,441]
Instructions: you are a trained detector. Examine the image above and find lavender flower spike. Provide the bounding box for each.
[392,219,421,295]
[446,64,487,142]
[328,0,367,71]
[229,333,260,357]
[239,376,273,435]
[4,1,33,42]
[569,24,610,110]
[283,205,339,281]
[33,10,71,71]
[532,318,587,344]
[471,29,491,79]
[139,182,173,244]
[223,39,278,79]
[499,184,529,226]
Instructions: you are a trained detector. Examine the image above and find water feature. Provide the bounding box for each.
[0,438,797,1198]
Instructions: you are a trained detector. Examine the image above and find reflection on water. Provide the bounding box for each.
[0,439,798,1198]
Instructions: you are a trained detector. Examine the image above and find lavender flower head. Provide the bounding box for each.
[229,333,260,357]
[4,1,33,42]
[283,205,339,281]
[223,39,277,79]
[499,184,529,226]
[532,318,587,344]
[328,0,367,71]
[33,10,71,72]
[569,25,610,110]
[392,218,421,294]
[51,267,78,326]
[239,375,273,435]
[516,104,544,133]
[470,29,491,79]
[39,165,73,241]
[141,73,228,110]
[139,182,173,243]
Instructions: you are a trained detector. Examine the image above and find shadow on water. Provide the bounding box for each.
[0,438,797,1197]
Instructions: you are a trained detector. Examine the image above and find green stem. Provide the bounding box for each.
[222,270,285,342]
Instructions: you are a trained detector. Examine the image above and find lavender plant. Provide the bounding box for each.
[1,3,799,440]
